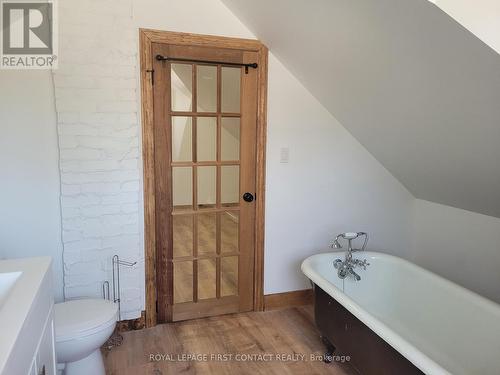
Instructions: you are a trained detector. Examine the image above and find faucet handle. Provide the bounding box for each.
[333,259,343,269]
[353,259,370,270]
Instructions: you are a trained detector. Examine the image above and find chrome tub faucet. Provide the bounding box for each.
[331,232,370,281]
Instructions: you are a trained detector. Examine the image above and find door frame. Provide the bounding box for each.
[139,29,268,327]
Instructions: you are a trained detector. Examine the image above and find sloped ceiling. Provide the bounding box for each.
[222,0,500,217]
[431,0,500,54]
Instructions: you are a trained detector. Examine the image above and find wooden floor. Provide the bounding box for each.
[103,305,357,375]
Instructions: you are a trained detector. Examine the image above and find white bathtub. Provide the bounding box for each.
[301,251,500,375]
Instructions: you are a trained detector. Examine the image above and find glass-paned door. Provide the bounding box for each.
[152,43,258,321]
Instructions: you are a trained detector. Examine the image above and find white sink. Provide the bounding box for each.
[0,257,53,374]
[0,272,21,309]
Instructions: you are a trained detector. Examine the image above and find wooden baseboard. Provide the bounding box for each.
[117,310,146,332]
[263,289,313,311]
[119,289,313,331]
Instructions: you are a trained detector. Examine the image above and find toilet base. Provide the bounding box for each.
[61,349,105,375]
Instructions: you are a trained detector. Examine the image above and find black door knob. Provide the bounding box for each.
[242,192,254,202]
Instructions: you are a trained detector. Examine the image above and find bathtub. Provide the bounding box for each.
[301,251,500,375]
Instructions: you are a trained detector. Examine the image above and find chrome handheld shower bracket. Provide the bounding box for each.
[330,232,368,251]
[356,232,369,252]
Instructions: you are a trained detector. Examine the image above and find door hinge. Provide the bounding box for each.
[156,300,158,313]
[146,69,155,85]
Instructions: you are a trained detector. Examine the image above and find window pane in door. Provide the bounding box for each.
[221,256,238,297]
[171,64,192,111]
[172,167,193,211]
[172,117,192,162]
[174,261,193,303]
[198,213,216,255]
[198,258,216,300]
[221,117,240,161]
[173,215,193,258]
[221,67,241,113]
[220,211,239,253]
[197,117,217,162]
[221,166,239,205]
[197,166,216,208]
[197,65,217,113]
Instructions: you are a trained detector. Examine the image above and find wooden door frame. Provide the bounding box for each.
[139,29,268,327]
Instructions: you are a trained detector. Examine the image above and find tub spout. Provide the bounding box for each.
[337,264,361,281]
[349,269,361,281]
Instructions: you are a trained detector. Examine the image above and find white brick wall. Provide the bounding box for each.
[53,0,143,319]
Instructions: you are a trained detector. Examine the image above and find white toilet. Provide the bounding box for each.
[54,299,118,375]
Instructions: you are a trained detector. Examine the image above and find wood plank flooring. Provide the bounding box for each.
[103,305,357,375]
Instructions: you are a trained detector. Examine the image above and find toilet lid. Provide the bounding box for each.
[55,299,118,341]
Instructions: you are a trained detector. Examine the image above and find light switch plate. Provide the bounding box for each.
[280,147,289,163]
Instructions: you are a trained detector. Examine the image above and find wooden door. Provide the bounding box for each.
[152,42,259,322]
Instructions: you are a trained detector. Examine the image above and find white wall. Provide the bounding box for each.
[413,200,500,304]
[0,71,64,302]
[264,56,415,293]
[50,0,416,318]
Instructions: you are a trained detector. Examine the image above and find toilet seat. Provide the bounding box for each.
[55,299,118,342]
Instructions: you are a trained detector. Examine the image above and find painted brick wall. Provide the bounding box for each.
[53,0,143,319]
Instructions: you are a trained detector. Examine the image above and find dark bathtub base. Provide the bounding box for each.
[314,285,423,375]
